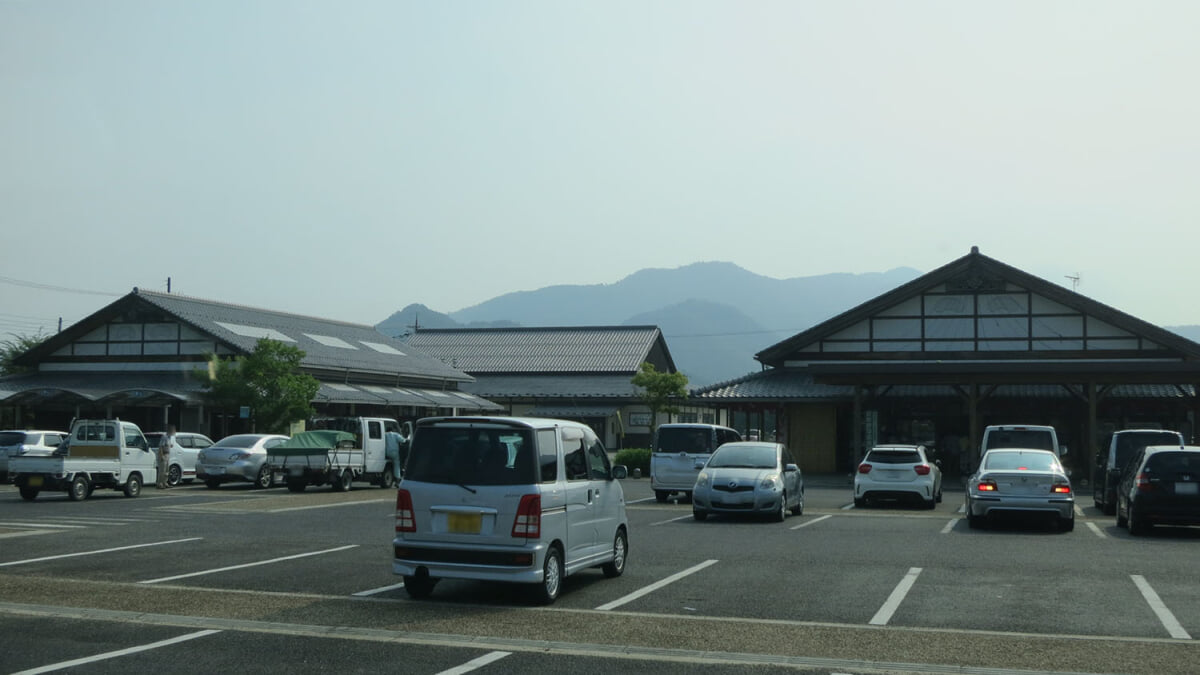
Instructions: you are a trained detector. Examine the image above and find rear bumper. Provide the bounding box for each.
[968,494,1074,519]
[1133,499,1200,526]
[855,477,936,500]
[393,538,548,583]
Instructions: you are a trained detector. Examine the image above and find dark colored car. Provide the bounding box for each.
[1116,445,1200,535]
[1094,429,1184,515]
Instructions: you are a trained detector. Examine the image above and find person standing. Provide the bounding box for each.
[156,425,176,489]
[384,427,406,483]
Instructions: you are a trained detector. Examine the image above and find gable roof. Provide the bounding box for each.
[21,289,472,386]
[404,326,675,375]
[755,246,1200,374]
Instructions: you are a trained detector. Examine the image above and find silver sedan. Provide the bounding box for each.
[692,441,804,522]
[195,434,289,489]
[966,448,1075,531]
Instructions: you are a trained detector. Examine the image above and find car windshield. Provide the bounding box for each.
[986,430,1054,451]
[655,427,713,454]
[866,449,921,464]
[707,445,777,469]
[1116,432,1182,467]
[983,451,1058,472]
[406,426,537,485]
[213,435,262,449]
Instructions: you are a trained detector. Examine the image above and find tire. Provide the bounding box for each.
[1116,499,1128,528]
[655,490,669,503]
[936,489,943,504]
[1103,500,1117,517]
[693,508,708,521]
[403,575,437,600]
[532,546,564,604]
[286,478,307,493]
[1128,502,1149,536]
[167,464,182,487]
[332,469,353,492]
[123,473,142,498]
[19,486,39,501]
[69,474,90,501]
[853,497,865,508]
[772,493,787,522]
[1059,515,1075,532]
[254,465,273,489]
[601,528,628,578]
[925,496,937,510]
[967,512,984,529]
[379,466,396,489]
[791,491,804,516]
[205,479,221,489]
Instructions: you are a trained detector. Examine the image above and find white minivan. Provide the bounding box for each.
[393,416,629,604]
[651,423,742,502]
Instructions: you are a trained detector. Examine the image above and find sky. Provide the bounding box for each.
[3,1,1199,340]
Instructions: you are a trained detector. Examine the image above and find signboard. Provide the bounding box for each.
[239,406,251,419]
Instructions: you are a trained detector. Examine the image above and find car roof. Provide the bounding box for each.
[716,441,780,449]
[417,416,588,430]
[869,444,923,451]
[0,429,67,435]
[983,448,1057,456]
[1143,444,1194,455]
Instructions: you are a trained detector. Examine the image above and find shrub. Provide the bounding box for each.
[614,448,651,476]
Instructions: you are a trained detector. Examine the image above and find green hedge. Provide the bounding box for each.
[614,448,650,476]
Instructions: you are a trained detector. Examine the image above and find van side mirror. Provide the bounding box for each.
[1060,445,1069,457]
[611,465,628,480]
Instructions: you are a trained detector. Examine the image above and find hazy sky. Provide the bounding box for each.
[3,2,1198,340]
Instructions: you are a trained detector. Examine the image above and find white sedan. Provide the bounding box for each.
[854,445,942,509]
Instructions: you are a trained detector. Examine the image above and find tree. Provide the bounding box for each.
[196,339,320,434]
[631,362,689,436]
[0,332,47,377]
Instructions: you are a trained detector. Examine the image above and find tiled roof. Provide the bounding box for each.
[460,374,643,399]
[406,326,664,374]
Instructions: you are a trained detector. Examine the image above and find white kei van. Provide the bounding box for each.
[651,423,742,502]
[393,417,629,604]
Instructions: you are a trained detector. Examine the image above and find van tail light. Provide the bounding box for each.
[512,494,541,539]
[914,465,931,476]
[977,479,998,492]
[858,464,872,474]
[1051,482,1071,494]
[395,489,416,532]
[1135,472,1156,492]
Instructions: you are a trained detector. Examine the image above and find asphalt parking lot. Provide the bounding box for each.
[2,475,1200,674]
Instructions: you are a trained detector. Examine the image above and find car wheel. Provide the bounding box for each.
[332,469,353,492]
[853,496,865,508]
[379,465,396,489]
[936,489,943,504]
[286,478,306,493]
[167,464,182,486]
[693,508,708,521]
[791,492,804,516]
[69,474,90,501]
[967,512,984,529]
[1103,500,1117,517]
[532,546,563,604]
[1059,515,1074,532]
[601,528,628,578]
[403,575,437,600]
[205,479,221,489]
[655,490,669,503]
[254,465,273,489]
[1116,499,1128,528]
[772,493,787,522]
[925,494,937,510]
[19,486,39,501]
[123,473,142,498]
[1128,502,1149,536]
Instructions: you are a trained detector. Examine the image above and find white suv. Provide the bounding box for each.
[854,444,943,509]
[394,416,629,604]
[0,430,68,481]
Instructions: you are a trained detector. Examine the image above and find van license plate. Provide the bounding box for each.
[447,513,481,534]
[28,475,43,487]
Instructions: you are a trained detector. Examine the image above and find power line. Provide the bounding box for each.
[0,275,123,297]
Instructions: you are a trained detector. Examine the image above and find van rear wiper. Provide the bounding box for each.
[456,483,477,494]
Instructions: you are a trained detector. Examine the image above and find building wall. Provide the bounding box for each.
[787,404,837,473]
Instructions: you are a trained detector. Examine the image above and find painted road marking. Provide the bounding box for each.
[1086,522,1106,538]
[436,651,512,675]
[0,538,202,567]
[790,514,831,530]
[269,498,391,513]
[1131,575,1191,639]
[940,519,956,534]
[353,582,406,597]
[595,559,718,611]
[139,545,359,584]
[650,515,693,526]
[869,567,923,626]
[840,503,856,510]
[0,521,88,530]
[10,629,220,675]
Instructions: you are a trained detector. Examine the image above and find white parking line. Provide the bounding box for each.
[940,519,956,534]
[0,538,202,567]
[956,504,966,514]
[626,497,656,505]
[139,545,359,584]
[790,514,831,530]
[1086,522,1106,538]
[840,503,856,510]
[0,521,88,530]
[10,629,220,675]
[353,582,405,597]
[1131,575,1192,639]
[595,559,718,611]
[1075,505,1085,517]
[650,515,693,526]
[435,651,512,675]
[269,498,391,513]
[869,567,922,626]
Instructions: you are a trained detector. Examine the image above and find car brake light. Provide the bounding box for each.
[395,489,416,532]
[512,494,541,538]
[1051,483,1071,494]
[1135,472,1156,492]
[914,465,931,476]
[858,464,872,474]
[977,479,997,492]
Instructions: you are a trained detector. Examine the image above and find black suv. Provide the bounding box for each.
[1116,444,1200,535]
[1094,429,1184,515]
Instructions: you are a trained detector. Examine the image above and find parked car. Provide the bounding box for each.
[1116,444,1200,535]
[854,445,942,509]
[195,434,289,489]
[0,430,68,482]
[394,416,629,604]
[965,449,1074,531]
[691,441,803,522]
[651,423,742,503]
[1093,429,1185,515]
[144,431,215,486]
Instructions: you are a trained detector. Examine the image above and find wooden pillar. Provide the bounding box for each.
[1087,381,1099,487]
[967,382,979,472]
[853,385,863,468]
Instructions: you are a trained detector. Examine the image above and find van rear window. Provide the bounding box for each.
[986,430,1054,451]
[406,426,537,486]
[655,428,713,454]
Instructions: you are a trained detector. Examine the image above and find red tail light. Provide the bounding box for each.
[512,494,541,538]
[1051,483,1071,494]
[1135,472,1156,492]
[395,489,416,532]
[914,465,931,476]
[858,464,872,474]
[977,479,997,492]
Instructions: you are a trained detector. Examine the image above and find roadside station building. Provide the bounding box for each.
[0,289,499,437]
[693,247,1200,482]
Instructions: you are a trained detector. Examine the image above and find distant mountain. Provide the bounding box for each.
[376,263,922,387]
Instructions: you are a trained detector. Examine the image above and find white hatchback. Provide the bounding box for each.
[394,416,629,604]
[0,430,68,481]
[854,444,942,509]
